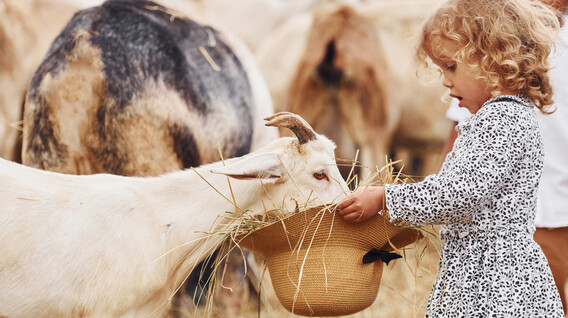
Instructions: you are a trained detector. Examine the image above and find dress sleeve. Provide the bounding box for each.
[385,109,515,225]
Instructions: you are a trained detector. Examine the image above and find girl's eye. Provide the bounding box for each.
[446,64,456,71]
[313,171,328,180]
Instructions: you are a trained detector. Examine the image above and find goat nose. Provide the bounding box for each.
[316,40,343,88]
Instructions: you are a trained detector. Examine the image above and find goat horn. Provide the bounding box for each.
[264,112,317,144]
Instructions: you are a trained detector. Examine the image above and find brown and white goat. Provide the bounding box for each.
[257,5,399,178]
[0,112,348,317]
[22,0,277,176]
[256,1,452,178]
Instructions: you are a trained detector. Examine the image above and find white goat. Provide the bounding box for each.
[0,112,348,317]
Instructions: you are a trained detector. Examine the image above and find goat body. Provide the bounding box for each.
[0,114,348,317]
[22,0,277,176]
[256,1,452,176]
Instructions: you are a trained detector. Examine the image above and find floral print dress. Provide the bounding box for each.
[385,95,563,317]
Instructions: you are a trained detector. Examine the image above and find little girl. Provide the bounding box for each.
[336,0,564,316]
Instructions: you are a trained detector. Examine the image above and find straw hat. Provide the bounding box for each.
[236,205,421,317]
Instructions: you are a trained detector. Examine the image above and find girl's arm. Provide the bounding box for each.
[386,109,515,225]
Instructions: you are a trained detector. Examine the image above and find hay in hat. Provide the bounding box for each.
[225,158,422,317]
[183,152,427,317]
[235,204,420,316]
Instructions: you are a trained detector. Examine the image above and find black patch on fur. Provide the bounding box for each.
[87,0,253,113]
[317,40,343,88]
[90,104,129,174]
[169,123,200,169]
[25,96,68,170]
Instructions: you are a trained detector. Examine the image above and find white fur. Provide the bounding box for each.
[0,133,348,317]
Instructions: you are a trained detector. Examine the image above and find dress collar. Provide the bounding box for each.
[455,95,531,131]
[482,94,532,108]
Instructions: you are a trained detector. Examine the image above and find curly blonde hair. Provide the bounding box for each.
[417,0,561,113]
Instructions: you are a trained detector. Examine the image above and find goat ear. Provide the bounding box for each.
[210,152,284,180]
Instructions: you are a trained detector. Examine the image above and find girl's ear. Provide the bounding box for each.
[210,152,284,180]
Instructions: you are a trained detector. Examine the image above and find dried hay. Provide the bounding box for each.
[170,155,440,318]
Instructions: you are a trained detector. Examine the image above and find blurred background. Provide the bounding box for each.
[0,0,450,317]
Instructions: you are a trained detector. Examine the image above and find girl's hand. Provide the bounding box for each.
[336,186,385,222]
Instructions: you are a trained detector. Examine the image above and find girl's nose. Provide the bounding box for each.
[442,76,452,88]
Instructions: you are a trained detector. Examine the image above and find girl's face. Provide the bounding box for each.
[433,39,492,114]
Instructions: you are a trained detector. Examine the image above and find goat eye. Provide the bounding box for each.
[313,171,328,180]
